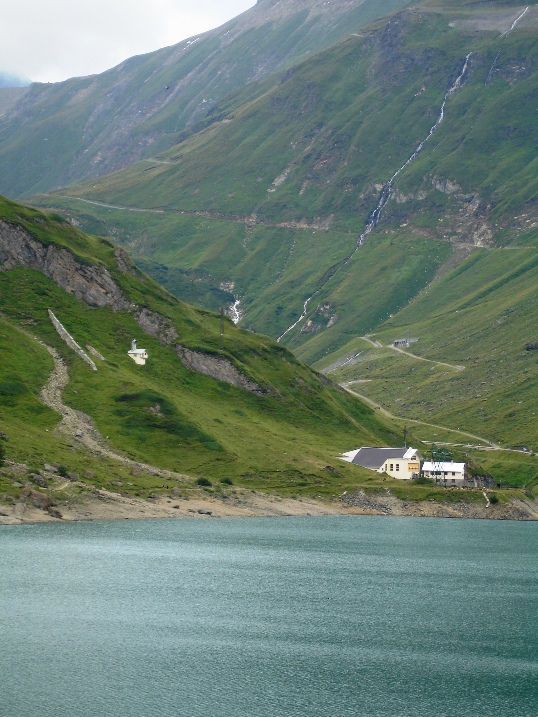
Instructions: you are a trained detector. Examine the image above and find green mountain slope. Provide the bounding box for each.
[0,0,413,199]
[316,245,538,451]
[0,195,403,498]
[33,0,538,450]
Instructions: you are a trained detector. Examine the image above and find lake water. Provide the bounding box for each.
[1,516,537,717]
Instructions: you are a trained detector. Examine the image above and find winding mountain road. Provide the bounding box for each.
[388,344,465,371]
[343,385,507,451]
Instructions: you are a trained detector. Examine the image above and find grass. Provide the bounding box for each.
[4,1,537,490]
[29,6,536,378]
[317,245,538,451]
[3,198,531,509]
[0,200,408,504]
[0,0,414,199]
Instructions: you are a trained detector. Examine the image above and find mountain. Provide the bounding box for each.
[0,194,410,508]
[2,195,535,525]
[0,71,31,88]
[0,0,413,198]
[33,0,538,452]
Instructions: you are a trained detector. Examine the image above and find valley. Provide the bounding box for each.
[0,0,536,516]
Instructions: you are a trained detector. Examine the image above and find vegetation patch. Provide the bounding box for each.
[114,390,224,450]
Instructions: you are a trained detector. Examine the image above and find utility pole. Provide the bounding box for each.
[431,444,452,486]
[219,307,225,351]
[403,425,408,449]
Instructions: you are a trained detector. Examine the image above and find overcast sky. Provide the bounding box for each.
[2,0,256,83]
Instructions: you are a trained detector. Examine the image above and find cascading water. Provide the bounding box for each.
[501,6,529,37]
[277,55,472,343]
[347,53,472,260]
[229,299,243,325]
[277,296,316,342]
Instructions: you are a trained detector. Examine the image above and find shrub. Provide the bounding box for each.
[57,465,69,477]
[196,477,212,487]
[0,381,28,397]
[489,492,499,504]
[220,477,233,485]
[414,475,434,485]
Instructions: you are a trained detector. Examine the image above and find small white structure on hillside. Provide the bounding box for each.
[127,339,148,366]
[422,461,466,486]
[339,447,422,480]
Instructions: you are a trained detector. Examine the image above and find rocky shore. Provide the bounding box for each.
[341,489,538,521]
[1,484,537,526]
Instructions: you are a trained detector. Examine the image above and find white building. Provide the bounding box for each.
[339,447,422,480]
[127,339,148,366]
[422,461,466,486]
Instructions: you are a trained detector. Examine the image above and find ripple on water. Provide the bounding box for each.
[1,516,537,717]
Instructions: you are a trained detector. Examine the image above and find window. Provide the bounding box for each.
[396,464,400,471]
[390,464,394,471]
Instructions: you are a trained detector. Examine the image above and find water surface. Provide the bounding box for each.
[1,516,537,716]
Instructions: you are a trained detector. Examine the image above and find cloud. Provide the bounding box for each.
[0,0,255,83]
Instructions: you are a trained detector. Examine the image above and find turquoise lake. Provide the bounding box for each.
[1,516,537,716]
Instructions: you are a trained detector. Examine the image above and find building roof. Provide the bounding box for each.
[422,462,465,473]
[341,446,420,469]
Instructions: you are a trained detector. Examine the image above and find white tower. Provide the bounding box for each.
[127,339,148,365]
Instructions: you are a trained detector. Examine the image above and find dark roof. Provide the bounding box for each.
[351,447,412,469]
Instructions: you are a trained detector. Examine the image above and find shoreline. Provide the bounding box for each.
[1,486,537,526]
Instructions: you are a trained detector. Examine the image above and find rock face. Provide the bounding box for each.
[114,247,137,276]
[134,307,264,392]
[19,487,55,511]
[176,346,264,393]
[135,307,179,345]
[0,221,129,310]
[0,220,263,393]
[340,490,538,520]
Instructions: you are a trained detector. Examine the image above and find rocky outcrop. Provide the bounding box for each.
[135,307,178,345]
[1,221,263,393]
[0,221,130,310]
[86,345,106,361]
[176,346,264,393]
[114,247,137,276]
[136,309,263,392]
[48,310,97,371]
[340,489,538,520]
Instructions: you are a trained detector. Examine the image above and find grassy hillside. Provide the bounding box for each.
[1,195,534,513]
[38,1,537,337]
[0,195,406,499]
[29,0,538,457]
[316,245,538,451]
[0,0,413,199]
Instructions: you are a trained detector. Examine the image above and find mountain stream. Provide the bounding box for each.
[277,55,472,342]
[229,299,244,324]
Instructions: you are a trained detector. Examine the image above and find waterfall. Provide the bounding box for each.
[277,55,472,342]
[347,53,472,260]
[501,6,529,37]
[229,299,243,325]
[277,295,316,342]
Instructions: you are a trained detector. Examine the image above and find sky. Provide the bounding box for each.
[1,0,256,84]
